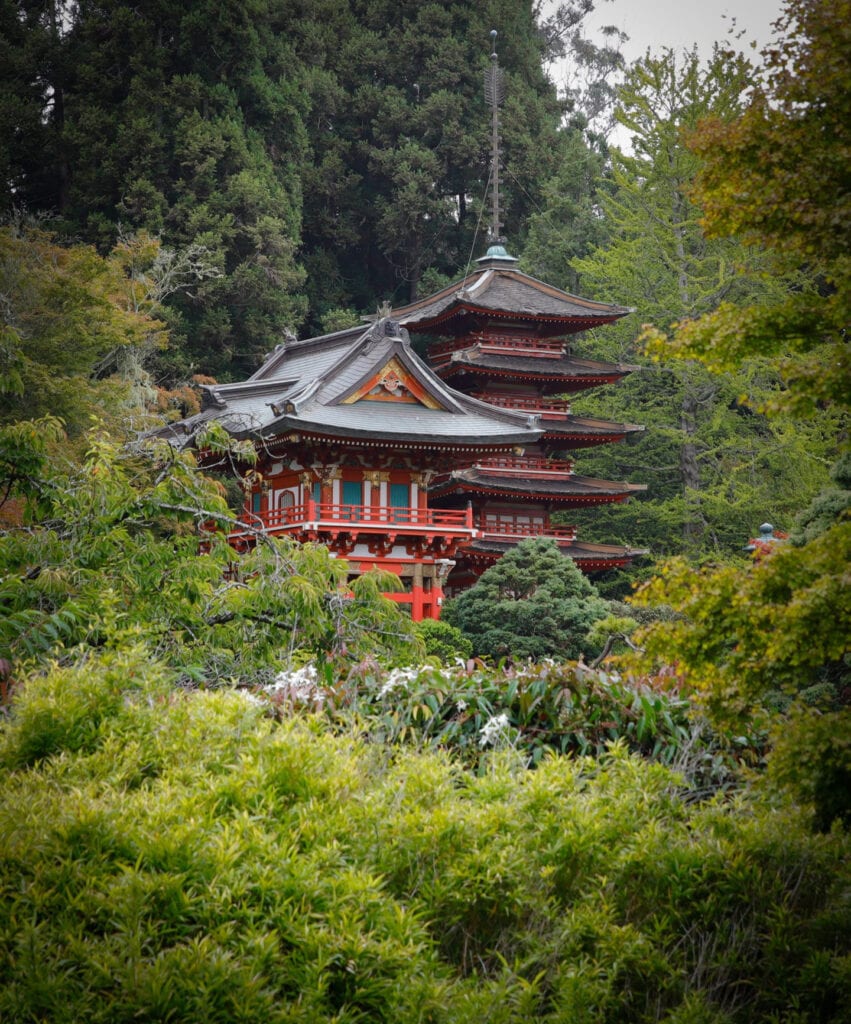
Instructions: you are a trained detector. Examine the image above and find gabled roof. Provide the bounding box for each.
[392,256,633,336]
[155,318,543,450]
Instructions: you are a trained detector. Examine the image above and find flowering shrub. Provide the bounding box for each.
[259,657,752,793]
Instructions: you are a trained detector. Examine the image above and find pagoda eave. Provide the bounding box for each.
[457,538,647,574]
[437,364,629,389]
[407,304,623,336]
[258,427,538,453]
[431,480,641,505]
[541,431,626,447]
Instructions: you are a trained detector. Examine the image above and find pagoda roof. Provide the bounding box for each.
[430,469,647,504]
[435,346,639,388]
[392,259,633,335]
[541,415,645,443]
[462,537,647,569]
[155,318,543,451]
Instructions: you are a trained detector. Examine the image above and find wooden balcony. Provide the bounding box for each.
[478,513,576,542]
[471,392,571,418]
[472,455,573,477]
[229,501,476,555]
[429,334,565,363]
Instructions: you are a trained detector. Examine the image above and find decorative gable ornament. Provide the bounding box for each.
[342,356,443,409]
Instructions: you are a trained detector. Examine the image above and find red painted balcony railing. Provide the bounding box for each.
[472,392,571,415]
[429,334,565,361]
[477,335,564,357]
[230,501,475,539]
[479,515,576,541]
[473,455,573,475]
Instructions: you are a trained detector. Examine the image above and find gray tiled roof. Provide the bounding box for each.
[393,265,633,329]
[156,319,543,449]
[541,416,645,438]
[438,348,639,381]
[430,469,647,500]
[463,538,648,562]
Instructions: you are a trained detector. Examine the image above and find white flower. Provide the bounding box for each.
[479,712,511,748]
[456,699,467,712]
[377,666,418,698]
[266,663,324,706]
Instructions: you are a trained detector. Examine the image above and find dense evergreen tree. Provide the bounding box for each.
[520,121,610,294]
[0,1,74,217]
[296,0,568,324]
[3,1,606,372]
[2,0,310,380]
[444,537,610,661]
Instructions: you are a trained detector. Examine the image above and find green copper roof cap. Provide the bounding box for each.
[476,243,519,266]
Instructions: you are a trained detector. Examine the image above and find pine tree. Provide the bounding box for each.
[296,0,567,322]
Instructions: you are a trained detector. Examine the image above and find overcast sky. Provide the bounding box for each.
[541,0,785,147]
[584,0,785,62]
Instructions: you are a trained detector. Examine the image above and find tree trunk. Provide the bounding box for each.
[679,378,705,548]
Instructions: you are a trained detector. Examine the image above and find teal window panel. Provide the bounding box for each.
[390,482,409,522]
[342,480,362,519]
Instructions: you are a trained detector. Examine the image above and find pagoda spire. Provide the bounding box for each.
[484,29,506,246]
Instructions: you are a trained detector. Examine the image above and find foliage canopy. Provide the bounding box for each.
[0,420,417,680]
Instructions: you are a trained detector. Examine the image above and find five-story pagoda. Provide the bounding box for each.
[390,33,646,592]
[392,245,646,591]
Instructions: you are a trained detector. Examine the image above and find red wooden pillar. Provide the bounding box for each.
[411,563,424,621]
[429,576,443,620]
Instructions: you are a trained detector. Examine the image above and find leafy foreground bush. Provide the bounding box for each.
[1,653,848,1023]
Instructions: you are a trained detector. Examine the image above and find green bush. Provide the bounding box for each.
[414,619,473,664]
[443,538,611,661]
[1,655,848,1022]
[318,659,748,792]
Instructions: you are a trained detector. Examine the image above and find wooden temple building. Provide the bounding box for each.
[161,36,646,619]
[161,259,645,619]
[164,314,543,619]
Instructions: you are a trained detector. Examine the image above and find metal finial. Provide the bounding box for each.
[484,30,506,245]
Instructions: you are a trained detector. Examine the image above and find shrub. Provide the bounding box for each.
[414,620,473,663]
[304,658,752,791]
[1,658,847,1022]
[443,538,611,661]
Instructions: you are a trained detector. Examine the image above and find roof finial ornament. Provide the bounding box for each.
[478,29,518,268]
[484,29,506,247]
